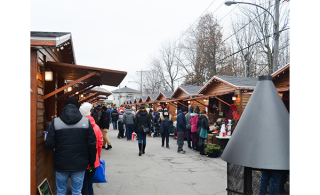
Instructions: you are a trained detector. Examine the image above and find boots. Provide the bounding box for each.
[138,143,142,156]
[142,144,146,154]
[106,145,112,150]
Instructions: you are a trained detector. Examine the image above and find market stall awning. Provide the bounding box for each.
[47,62,126,87]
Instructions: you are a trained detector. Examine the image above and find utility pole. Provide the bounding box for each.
[272,0,280,74]
[136,70,151,98]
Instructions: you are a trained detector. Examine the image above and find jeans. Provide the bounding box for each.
[177,131,185,151]
[56,170,85,195]
[186,129,191,147]
[259,171,283,195]
[112,121,117,130]
[126,124,133,140]
[137,132,146,145]
[161,131,169,146]
[82,168,96,195]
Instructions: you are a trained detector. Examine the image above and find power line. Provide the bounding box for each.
[174,0,226,46]
[175,27,290,81]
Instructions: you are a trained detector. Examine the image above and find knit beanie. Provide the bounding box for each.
[79,102,93,116]
[181,107,187,112]
[64,96,79,108]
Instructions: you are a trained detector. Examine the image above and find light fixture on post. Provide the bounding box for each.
[188,101,191,104]
[80,94,84,98]
[232,95,238,101]
[40,66,53,81]
[67,87,72,92]
[204,98,207,102]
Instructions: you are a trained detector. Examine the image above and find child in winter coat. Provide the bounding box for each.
[118,115,125,139]
[159,109,173,149]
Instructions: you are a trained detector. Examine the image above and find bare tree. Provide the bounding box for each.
[150,40,180,91]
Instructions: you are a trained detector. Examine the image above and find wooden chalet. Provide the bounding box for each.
[168,86,203,120]
[30,31,126,194]
[197,75,258,124]
[272,63,290,112]
[154,91,173,110]
[145,94,158,109]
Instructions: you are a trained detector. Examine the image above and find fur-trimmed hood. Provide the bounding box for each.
[160,114,172,121]
[190,113,198,117]
[199,113,209,120]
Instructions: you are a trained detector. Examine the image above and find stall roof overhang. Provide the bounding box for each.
[271,63,290,78]
[31,31,71,47]
[47,61,127,87]
[171,86,203,99]
[221,76,289,170]
[198,75,258,94]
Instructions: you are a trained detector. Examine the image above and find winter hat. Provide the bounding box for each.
[181,107,187,112]
[79,102,93,116]
[150,109,153,113]
[64,96,79,108]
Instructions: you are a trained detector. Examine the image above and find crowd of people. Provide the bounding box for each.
[44,96,210,195]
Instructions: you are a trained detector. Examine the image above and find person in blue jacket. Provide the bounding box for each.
[176,107,187,154]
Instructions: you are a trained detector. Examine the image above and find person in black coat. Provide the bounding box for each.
[111,109,119,130]
[159,109,173,148]
[133,104,150,156]
[197,110,209,155]
[153,112,160,137]
[99,106,112,150]
[45,97,96,195]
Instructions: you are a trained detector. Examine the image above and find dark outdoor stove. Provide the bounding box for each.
[221,75,290,195]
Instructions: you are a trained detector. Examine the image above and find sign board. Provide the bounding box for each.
[38,178,53,195]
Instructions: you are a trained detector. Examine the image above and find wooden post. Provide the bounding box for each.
[239,90,243,117]
[30,48,38,195]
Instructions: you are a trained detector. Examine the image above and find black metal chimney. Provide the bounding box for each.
[221,75,289,170]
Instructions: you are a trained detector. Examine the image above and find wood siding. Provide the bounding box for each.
[201,81,235,96]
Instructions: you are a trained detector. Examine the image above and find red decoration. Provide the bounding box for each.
[231,104,240,120]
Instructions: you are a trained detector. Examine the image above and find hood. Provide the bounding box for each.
[178,110,182,114]
[59,104,83,125]
[125,110,133,115]
[137,109,148,116]
[86,115,96,127]
[190,113,198,117]
[188,105,194,113]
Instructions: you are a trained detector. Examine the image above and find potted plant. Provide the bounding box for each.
[205,144,222,158]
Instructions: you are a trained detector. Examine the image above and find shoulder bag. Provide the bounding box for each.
[199,119,208,139]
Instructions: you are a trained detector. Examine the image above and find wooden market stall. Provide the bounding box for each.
[197,75,258,146]
[169,86,203,120]
[154,91,174,113]
[30,31,126,195]
[272,63,290,112]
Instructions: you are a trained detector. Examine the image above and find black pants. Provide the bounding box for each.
[118,129,124,138]
[161,131,169,146]
[82,168,96,195]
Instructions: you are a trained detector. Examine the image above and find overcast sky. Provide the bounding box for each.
[30,0,242,93]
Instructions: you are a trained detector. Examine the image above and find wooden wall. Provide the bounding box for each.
[31,46,65,194]
[273,70,290,89]
[201,81,235,95]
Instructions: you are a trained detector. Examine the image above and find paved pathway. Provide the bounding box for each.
[94,126,227,195]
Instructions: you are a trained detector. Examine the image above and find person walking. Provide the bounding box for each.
[159,108,173,149]
[45,97,97,195]
[107,105,113,124]
[197,110,209,155]
[91,107,99,125]
[153,112,160,137]
[133,104,150,156]
[79,102,103,195]
[185,105,193,149]
[111,108,119,130]
[99,106,112,150]
[123,106,135,141]
[147,109,153,137]
[190,106,200,151]
[117,114,125,139]
[177,107,187,154]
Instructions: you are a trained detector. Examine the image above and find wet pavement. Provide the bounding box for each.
[94,126,227,195]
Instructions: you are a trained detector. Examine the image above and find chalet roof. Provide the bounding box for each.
[91,87,110,93]
[148,94,158,101]
[110,86,140,93]
[271,63,290,78]
[31,31,71,38]
[199,75,258,94]
[180,86,203,95]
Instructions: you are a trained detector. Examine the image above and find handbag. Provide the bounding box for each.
[199,119,208,139]
[93,160,107,183]
[142,125,150,134]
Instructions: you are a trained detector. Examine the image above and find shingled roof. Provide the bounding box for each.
[199,75,258,94]
[110,86,140,93]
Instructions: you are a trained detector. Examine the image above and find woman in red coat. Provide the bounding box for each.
[190,106,200,151]
[80,102,103,195]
